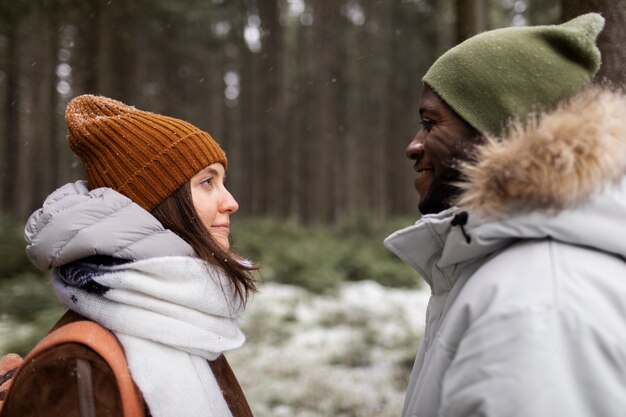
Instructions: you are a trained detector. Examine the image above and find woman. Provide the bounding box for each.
[1,95,256,417]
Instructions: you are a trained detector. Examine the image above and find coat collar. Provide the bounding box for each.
[384,208,507,294]
[386,177,626,294]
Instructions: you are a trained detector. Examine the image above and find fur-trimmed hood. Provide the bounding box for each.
[457,85,626,217]
[385,86,626,292]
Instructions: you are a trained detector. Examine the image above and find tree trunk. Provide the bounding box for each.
[2,20,20,212]
[44,13,60,196]
[368,0,392,218]
[293,13,315,222]
[234,0,255,215]
[562,0,626,86]
[330,5,348,221]
[258,0,284,217]
[82,0,103,93]
[344,20,367,215]
[311,0,337,222]
[456,0,486,43]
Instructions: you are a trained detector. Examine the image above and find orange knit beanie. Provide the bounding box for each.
[65,95,227,212]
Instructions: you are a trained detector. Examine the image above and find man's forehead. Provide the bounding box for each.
[419,85,448,115]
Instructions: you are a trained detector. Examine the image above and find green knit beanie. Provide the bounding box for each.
[423,13,604,136]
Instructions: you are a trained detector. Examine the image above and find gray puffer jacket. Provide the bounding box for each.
[25,180,194,270]
[385,87,626,417]
[17,183,255,417]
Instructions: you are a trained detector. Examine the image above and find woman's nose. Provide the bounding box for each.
[222,188,239,214]
[406,135,425,160]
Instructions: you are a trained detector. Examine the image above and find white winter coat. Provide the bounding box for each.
[385,86,626,417]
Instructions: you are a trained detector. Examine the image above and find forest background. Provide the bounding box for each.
[1,1,625,416]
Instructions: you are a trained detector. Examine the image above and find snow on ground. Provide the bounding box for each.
[227,281,430,417]
[0,280,430,416]
[0,316,37,354]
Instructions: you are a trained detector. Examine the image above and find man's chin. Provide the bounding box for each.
[418,197,449,215]
[417,181,460,215]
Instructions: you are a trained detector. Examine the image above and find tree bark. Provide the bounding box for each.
[44,13,60,196]
[345,19,368,215]
[456,0,486,43]
[258,0,285,217]
[311,0,338,222]
[2,18,20,212]
[233,0,255,215]
[293,12,315,223]
[82,0,103,93]
[562,0,626,86]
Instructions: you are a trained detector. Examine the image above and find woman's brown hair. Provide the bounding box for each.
[151,182,256,303]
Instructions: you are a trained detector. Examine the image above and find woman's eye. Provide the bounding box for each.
[201,178,214,187]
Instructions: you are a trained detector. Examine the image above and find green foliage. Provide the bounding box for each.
[0,214,64,355]
[232,213,422,293]
[0,272,65,356]
[0,212,35,280]
[0,212,422,355]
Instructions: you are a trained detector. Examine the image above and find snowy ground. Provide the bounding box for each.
[227,281,430,417]
[0,280,429,417]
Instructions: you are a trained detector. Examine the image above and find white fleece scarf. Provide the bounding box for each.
[52,256,244,417]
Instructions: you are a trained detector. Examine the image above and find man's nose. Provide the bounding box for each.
[406,136,424,160]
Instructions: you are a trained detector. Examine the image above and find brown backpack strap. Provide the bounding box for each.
[0,354,22,407]
[13,321,144,417]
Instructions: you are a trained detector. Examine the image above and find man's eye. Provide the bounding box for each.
[420,119,434,131]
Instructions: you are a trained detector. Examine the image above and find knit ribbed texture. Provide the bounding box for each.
[423,13,604,136]
[66,95,227,211]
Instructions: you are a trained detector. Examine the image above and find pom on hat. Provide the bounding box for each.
[66,95,227,212]
[423,13,605,136]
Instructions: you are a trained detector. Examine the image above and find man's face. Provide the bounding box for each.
[406,85,483,215]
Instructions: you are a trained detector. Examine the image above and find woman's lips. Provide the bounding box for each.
[211,225,230,234]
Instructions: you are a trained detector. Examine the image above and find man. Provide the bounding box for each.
[385,13,626,417]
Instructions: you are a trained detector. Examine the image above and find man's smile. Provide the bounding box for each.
[416,168,433,177]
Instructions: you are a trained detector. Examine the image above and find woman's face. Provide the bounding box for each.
[190,163,239,250]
